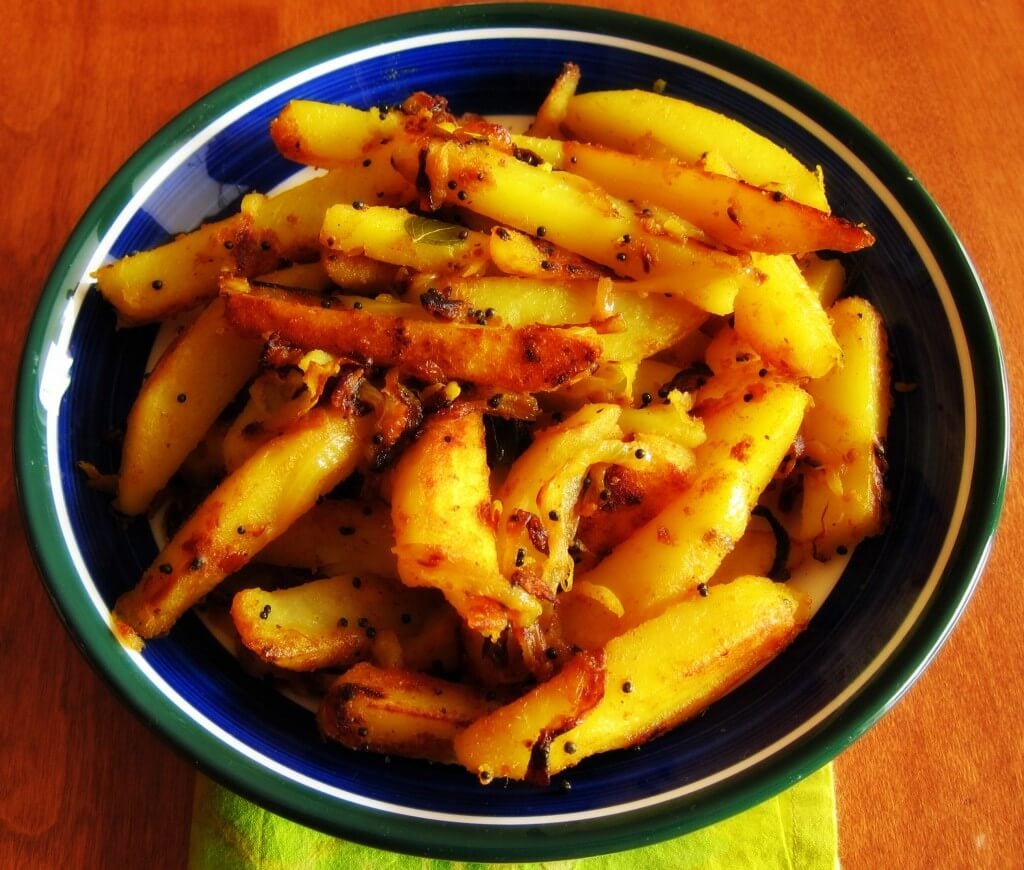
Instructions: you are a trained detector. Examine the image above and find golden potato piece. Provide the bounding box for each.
[114,406,366,638]
[453,650,606,782]
[733,253,841,379]
[562,89,829,210]
[230,573,449,672]
[116,298,262,516]
[93,215,279,324]
[548,141,872,254]
[318,662,496,764]
[321,253,401,293]
[221,277,602,393]
[94,166,411,323]
[321,204,491,276]
[488,225,606,280]
[542,576,809,780]
[391,407,542,640]
[527,62,581,138]
[800,296,892,557]
[419,275,706,364]
[394,138,752,315]
[257,498,398,579]
[560,378,809,648]
[270,100,401,166]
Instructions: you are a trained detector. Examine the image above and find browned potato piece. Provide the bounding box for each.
[416,275,706,364]
[321,204,491,276]
[94,166,411,323]
[527,62,581,138]
[222,349,340,472]
[255,260,334,293]
[393,138,752,315]
[270,100,401,166]
[93,215,279,324]
[550,140,873,254]
[799,296,892,557]
[733,254,841,379]
[257,498,398,579]
[560,378,809,648]
[318,663,496,764]
[116,298,262,516]
[391,407,542,639]
[576,460,691,562]
[539,576,809,780]
[452,651,606,782]
[562,89,829,210]
[230,573,449,672]
[488,226,606,280]
[241,159,412,257]
[114,406,367,639]
[221,278,602,393]
[321,253,402,293]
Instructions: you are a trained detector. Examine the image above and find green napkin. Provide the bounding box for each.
[188,764,836,869]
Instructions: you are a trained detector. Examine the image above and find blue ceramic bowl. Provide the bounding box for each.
[14,4,1008,861]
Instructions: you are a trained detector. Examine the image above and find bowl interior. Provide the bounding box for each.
[16,6,1007,860]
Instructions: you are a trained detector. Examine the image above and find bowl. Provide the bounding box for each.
[14,3,1009,861]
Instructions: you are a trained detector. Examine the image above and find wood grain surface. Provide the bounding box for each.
[2,1,1021,867]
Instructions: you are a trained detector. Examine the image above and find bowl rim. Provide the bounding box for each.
[14,2,1010,860]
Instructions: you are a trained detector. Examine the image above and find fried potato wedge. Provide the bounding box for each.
[394,138,752,314]
[255,260,334,293]
[116,298,262,516]
[270,100,401,166]
[800,253,847,307]
[221,277,602,393]
[222,349,340,472]
[576,459,691,563]
[230,573,449,672]
[321,204,492,276]
[537,576,810,780]
[318,663,496,764]
[488,225,607,280]
[733,253,842,379]
[391,407,543,640]
[321,253,402,293]
[257,498,398,578]
[413,275,706,363]
[562,89,829,210]
[800,296,891,557]
[547,140,872,253]
[114,406,366,638]
[245,158,413,251]
[93,215,278,324]
[453,650,606,782]
[94,165,412,323]
[560,378,809,648]
[497,404,623,598]
[527,62,581,138]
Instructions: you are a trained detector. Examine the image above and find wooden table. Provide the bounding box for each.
[2,1,1021,866]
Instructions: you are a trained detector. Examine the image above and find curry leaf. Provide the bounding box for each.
[405,215,466,246]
